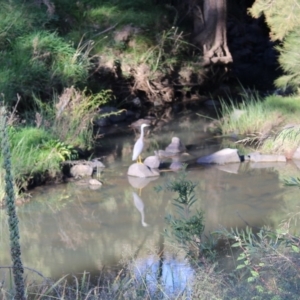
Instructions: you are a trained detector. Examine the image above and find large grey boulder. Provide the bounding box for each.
[127,163,160,178]
[70,164,93,178]
[197,148,241,165]
[165,137,186,153]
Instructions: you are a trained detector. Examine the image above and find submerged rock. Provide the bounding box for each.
[70,164,93,178]
[89,179,102,190]
[246,152,286,162]
[127,163,160,178]
[197,148,241,165]
[89,179,102,186]
[248,162,286,170]
[216,163,241,174]
[169,155,184,171]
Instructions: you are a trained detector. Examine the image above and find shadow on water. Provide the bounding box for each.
[0,115,299,291]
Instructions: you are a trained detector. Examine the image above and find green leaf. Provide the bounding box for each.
[237,253,246,260]
[250,270,259,278]
[236,264,245,270]
[231,242,240,248]
[292,245,300,253]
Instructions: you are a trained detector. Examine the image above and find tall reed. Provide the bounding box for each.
[0,107,25,300]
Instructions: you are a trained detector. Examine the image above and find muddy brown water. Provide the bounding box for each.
[0,115,299,290]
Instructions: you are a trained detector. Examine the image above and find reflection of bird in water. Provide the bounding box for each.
[132,123,149,164]
[132,192,148,227]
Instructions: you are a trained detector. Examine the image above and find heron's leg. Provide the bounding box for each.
[138,155,142,164]
[139,188,142,196]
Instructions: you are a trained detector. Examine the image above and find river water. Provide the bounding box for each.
[0,113,299,291]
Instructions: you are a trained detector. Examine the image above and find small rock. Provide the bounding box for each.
[89,159,105,169]
[70,164,93,178]
[165,137,186,153]
[89,179,102,186]
[144,151,160,169]
[132,97,141,107]
[89,179,102,190]
[127,163,160,178]
[169,155,184,171]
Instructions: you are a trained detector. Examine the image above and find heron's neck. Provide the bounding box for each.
[140,127,145,139]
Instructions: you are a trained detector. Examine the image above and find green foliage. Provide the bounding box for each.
[219,92,300,152]
[41,140,78,161]
[0,31,90,104]
[0,1,49,50]
[140,27,191,74]
[217,225,300,298]
[250,0,300,89]
[284,176,300,186]
[265,125,300,154]
[249,0,300,41]
[47,87,112,148]
[275,31,300,89]
[4,126,76,188]
[158,173,207,258]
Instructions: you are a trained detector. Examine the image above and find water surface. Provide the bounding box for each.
[0,115,299,287]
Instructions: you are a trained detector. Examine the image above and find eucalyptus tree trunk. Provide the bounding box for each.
[192,0,232,66]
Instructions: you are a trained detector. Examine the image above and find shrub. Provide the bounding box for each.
[0,31,91,106]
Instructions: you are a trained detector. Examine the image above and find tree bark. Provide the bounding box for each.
[192,0,232,66]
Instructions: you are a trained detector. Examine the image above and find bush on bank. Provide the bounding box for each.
[219,92,300,154]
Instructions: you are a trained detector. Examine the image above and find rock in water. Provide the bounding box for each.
[165,137,186,153]
[127,163,160,178]
[144,151,160,169]
[197,148,241,165]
